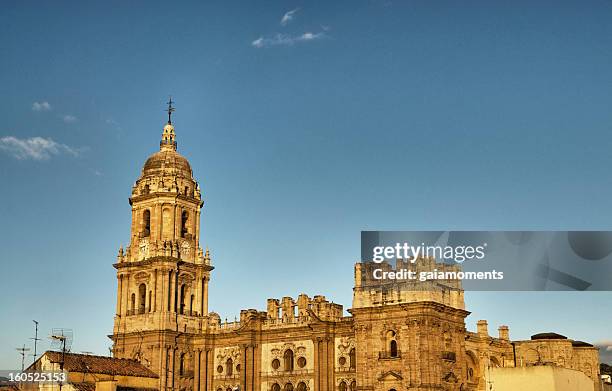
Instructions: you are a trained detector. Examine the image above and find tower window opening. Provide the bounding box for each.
[143,210,151,237]
[339,381,347,391]
[390,340,398,358]
[181,211,189,238]
[386,330,398,358]
[138,283,146,314]
[179,284,186,315]
[130,293,135,314]
[148,291,152,312]
[284,349,294,372]
[349,348,356,369]
[190,294,195,315]
[179,353,185,376]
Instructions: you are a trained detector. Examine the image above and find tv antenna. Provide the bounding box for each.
[31,320,41,364]
[50,329,73,372]
[16,345,30,371]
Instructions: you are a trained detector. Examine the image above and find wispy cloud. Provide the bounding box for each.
[0,136,80,160]
[281,8,299,26]
[252,32,325,48]
[32,101,52,112]
[62,115,78,123]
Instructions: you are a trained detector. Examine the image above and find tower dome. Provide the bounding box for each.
[141,149,193,179]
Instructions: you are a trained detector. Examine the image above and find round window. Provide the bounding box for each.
[272,358,281,370]
[216,365,223,373]
[338,356,346,366]
[297,357,306,368]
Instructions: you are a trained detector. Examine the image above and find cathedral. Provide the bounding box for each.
[110,106,601,391]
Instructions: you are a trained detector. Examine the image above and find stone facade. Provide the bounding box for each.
[110,116,601,391]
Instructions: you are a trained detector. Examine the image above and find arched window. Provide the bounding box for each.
[179,284,186,315]
[386,330,398,358]
[271,384,280,391]
[350,381,356,391]
[148,290,152,312]
[297,382,307,391]
[143,210,151,237]
[390,340,398,358]
[138,284,146,313]
[130,293,135,314]
[284,349,294,372]
[284,383,293,391]
[179,353,185,375]
[190,294,195,315]
[349,348,356,369]
[226,358,233,376]
[181,211,189,238]
[466,351,479,382]
[339,381,347,391]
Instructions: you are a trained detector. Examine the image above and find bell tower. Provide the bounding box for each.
[111,100,213,389]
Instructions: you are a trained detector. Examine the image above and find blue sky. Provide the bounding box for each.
[1,1,612,368]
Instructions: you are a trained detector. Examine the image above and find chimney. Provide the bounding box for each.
[477,320,489,336]
[498,325,510,341]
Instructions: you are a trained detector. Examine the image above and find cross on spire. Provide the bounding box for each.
[166,96,175,124]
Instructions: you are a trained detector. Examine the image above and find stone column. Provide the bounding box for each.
[170,347,176,391]
[194,349,201,391]
[202,277,209,316]
[121,273,130,316]
[196,210,201,246]
[242,344,248,391]
[173,204,178,240]
[206,349,214,391]
[202,348,209,391]
[116,274,122,316]
[253,343,261,391]
[314,338,321,391]
[169,271,175,313]
[156,203,163,241]
[153,269,158,312]
[327,337,334,391]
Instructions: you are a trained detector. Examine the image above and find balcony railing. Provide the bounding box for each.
[442,351,456,362]
[178,310,201,317]
[126,308,151,316]
[378,351,401,360]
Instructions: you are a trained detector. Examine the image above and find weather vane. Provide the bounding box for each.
[166,96,175,124]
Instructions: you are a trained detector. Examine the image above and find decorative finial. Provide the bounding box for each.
[161,97,177,150]
[166,96,175,124]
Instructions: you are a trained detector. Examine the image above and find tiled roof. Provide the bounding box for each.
[70,383,96,391]
[44,352,159,378]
